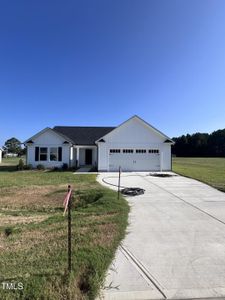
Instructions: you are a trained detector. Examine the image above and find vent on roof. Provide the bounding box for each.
[164,139,173,143]
[98,139,105,142]
[26,140,34,144]
[63,141,69,144]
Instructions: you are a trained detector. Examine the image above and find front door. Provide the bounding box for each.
[85,149,92,165]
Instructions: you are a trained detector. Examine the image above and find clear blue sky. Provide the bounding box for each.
[1,0,225,146]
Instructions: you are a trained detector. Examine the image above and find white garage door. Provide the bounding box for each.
[108,149,160,171]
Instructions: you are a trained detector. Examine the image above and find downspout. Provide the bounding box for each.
[160,151,163,172]
[97,144,99,171]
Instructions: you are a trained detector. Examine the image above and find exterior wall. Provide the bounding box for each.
[98,143,108,171]
[26,129,72,168]
[160,144,172,170]
[97,118,172,171]
[0,149,2,163]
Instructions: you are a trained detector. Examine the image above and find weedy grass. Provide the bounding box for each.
[0,168,129,300]
[173,157,225,192]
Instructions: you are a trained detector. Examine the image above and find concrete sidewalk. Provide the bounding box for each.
[97,172,225,300]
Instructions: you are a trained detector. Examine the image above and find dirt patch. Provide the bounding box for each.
[0,185,68,210]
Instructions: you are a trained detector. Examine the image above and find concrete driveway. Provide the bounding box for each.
[97,172,225,300]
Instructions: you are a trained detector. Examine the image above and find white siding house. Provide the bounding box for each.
[0,148,2,163]
[25,116,174,171]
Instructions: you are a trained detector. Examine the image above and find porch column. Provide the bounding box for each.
[76,146,80,167]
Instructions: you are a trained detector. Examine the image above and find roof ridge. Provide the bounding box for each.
[53,126,116,128]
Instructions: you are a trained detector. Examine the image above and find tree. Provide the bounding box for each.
[3,137,22,154]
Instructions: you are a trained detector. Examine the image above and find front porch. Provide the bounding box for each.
[71,145,97,168]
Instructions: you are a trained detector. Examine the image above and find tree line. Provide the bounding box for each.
[172,129,225,157]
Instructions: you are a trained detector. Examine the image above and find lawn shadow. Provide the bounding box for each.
[0,165,18,172]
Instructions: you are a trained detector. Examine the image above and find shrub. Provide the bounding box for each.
[52,167,59,171]
[36,164,45,170]
[17,159,24,170]
[62,163,68,171]
[24,164,33,170]
[5,227,13,237]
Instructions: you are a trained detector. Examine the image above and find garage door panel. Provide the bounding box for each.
[109,152,160,171]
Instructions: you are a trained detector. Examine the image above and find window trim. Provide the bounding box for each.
[50,147,58,161]
[123,149,134,153]
[109,149,121,153]
[136,149,147,154]
[148,149,159,154]
[35,146,62,162]
[39,147,48,161]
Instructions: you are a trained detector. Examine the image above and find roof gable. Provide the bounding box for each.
[24,127,73,144]
[96,115,173,143]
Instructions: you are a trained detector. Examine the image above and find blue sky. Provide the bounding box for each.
[1,0,225,146]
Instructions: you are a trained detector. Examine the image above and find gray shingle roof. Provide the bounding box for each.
[53,126,115,145]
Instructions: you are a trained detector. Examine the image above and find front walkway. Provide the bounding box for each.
[75,166,93,172]
[97,172,225,300]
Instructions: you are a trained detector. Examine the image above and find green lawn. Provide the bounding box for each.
[0,166,129,299]
[173,157,225,192]
[1,156,21,165]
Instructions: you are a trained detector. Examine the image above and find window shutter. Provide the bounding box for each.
[35,147,39,161]
[58,147,62,161]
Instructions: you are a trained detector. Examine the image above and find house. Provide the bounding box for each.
[24,115,174,171]
[0,148,2,163]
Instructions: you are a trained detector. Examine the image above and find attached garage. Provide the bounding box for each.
[97,116,174,172]
[108,149,160,171]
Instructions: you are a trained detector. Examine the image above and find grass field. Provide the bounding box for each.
[173,157,225,192]
[0,160,129,299]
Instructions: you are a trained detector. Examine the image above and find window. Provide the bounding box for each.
[149,149,159,154]
[136,149,146,153]
[110,149,120,153]
[50,147,58,161]
[40,147,48,161]
[35,147,62,161]
[123,149,133,153]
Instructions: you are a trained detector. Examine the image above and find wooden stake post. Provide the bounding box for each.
[67,185,72,273]
[63,185,73,273]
